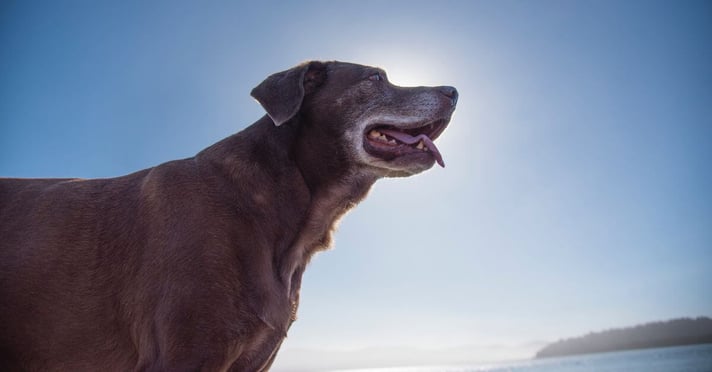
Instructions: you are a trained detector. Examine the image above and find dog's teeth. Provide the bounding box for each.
[416,141,425,150]
[369,130,400,145]
[370,130,390,143]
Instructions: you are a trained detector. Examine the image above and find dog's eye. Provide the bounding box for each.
[368,72,383,82]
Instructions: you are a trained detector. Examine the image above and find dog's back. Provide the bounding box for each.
[0,173,151,369]
[0,154,294,370]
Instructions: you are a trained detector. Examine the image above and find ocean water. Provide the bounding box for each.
[339,344,712,372]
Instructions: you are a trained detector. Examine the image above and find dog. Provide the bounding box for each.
[0,61,457,371]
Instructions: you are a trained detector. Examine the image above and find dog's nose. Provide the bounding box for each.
[439,86,458,106]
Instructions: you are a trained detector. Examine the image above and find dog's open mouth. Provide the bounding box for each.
[363,119,448,167]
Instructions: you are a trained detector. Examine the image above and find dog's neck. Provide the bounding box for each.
[284,115,379,299]
[277,170,376,297]
[197,116,378,332]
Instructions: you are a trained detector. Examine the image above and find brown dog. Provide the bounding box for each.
[0,61,457,371]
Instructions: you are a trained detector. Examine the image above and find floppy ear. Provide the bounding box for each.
[251,61,326,126]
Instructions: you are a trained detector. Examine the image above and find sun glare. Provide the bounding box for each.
[353,48,456,88]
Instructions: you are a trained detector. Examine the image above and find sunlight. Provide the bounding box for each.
[383,60,435,87]
[352,47,457,88]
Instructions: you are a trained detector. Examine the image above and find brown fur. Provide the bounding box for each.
[0,61,457,371]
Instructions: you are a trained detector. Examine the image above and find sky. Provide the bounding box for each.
[1,0,711,370]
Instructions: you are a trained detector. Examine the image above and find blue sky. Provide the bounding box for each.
[1,0,711,369]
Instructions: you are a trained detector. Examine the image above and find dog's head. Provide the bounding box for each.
[251,61,457,178]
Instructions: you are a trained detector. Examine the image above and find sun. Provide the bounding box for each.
[353,48,456,88]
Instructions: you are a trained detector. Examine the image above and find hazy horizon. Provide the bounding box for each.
[295,344,712,372]
[273,316,712,370]
[1,1,711,371]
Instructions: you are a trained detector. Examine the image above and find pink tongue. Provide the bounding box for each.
[379,129,445,167]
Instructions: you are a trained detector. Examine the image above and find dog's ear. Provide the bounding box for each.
[251,61,327,126]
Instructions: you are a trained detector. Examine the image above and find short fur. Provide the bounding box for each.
[0,61,457,371]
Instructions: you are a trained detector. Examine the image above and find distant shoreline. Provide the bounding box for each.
[535,317,712,359]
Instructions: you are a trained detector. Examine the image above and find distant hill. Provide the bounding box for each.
[536,317,712,358]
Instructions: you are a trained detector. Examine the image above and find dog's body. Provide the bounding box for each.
[0,61,457,371]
